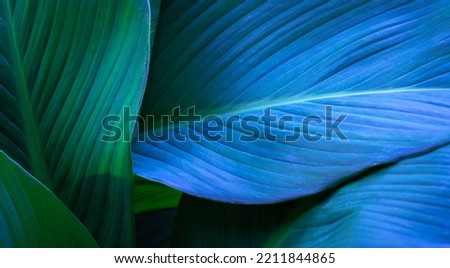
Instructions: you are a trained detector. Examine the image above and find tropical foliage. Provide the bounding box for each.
[1,0,449,247]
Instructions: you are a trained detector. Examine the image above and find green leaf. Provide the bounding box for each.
[0,0,150,246]
[150,0,160,48]
[0,151,98,247]
[133,174,181,247]
[270,145,450,247]
[171,194,296,247]
[133,1,450,203]
[134,175,181,215]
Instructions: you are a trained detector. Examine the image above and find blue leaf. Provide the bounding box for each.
[272,144,450,247]
[134,1,450,203]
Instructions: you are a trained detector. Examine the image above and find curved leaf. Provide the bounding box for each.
[0,151,97,247]
[133,0,450,204]
[271,145,450,247]
[0,0,150,246]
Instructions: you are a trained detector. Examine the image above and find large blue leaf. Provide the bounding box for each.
[271,144,450,247]
[133,1,450,203]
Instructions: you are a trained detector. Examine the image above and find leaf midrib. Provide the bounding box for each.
[213,87,450,117]
[4,1,51,188]
[142,87,450,133]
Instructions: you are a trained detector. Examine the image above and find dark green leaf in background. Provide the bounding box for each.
[136,208,177,248]
[171,194,297,248]
[133,174,181,248]
[133,1,450,204]
[134,175,181,215]
[0,0,151,246]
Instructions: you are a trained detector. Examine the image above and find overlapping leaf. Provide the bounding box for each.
[133,1,450,203]
[0,0,150,246]
[0,151,97,247]
[271,145,450,247]
[171,145,450,247]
